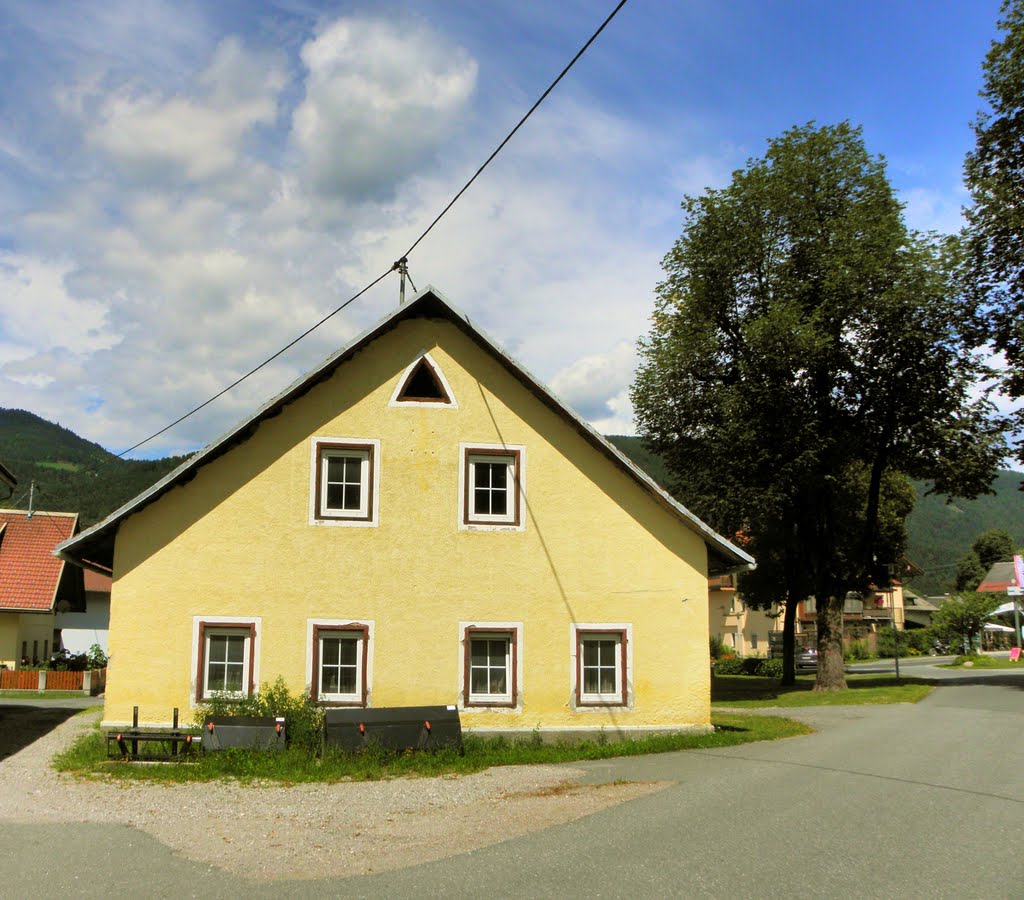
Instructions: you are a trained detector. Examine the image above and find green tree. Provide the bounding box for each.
[965,0,1024,467]
[954,548,987,592]
[972,527,1015,571]
[932,593,1002,655]
[633,122,1006,691]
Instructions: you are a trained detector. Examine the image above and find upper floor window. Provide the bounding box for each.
[310,438,380,526]
[459,444,525,530]
[390,352,458,408]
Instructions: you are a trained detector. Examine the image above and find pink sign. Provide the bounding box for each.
[1015,554,1024,588]
[1011,647,1022,662]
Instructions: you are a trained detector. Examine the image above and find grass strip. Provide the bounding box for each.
[0,691,94,700]
[712,674,933,708]
[943,656,1024,670]
[53,712,809,784]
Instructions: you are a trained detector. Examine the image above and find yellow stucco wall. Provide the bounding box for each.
[106,317,712,731]
[0,612,55,668]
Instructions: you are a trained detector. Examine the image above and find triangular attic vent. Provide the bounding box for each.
[390,353,457,407]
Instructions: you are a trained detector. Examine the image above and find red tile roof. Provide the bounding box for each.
[0,510,78,611]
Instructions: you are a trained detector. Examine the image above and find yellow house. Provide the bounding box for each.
[57,287,753,738]
[708,573,782,657]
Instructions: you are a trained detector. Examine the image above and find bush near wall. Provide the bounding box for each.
[713,657,784,678]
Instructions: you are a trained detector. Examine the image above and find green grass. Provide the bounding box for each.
[35,460,82,472]
[0,691,92,700]
[944,656,1024,670]
[712,674,934,708]
[52,713,810,784]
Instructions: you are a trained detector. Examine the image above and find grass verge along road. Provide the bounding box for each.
[712,674,933,708]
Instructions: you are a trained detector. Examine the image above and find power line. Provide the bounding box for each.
[116,0,630,457]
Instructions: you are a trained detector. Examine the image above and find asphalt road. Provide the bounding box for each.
[3,673,1023,898]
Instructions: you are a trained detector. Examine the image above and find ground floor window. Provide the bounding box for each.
[464,628,517,707]
[574,626,630,707]
[194,620,257,702]
[311,623,369,705]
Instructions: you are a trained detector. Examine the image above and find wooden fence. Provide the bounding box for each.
[0,668,106,694]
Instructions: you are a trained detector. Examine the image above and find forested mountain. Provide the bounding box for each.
[0,408,187,527]
[608,435,1023,596]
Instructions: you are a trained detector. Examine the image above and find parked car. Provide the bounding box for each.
[795,646,818,670]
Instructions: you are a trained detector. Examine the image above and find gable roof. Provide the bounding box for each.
[978,561,1017,593]
[56,286,755,575]
[0,509,78,611]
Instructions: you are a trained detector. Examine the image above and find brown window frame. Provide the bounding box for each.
[195,621,256,703]
[463,447,521,527]
[310,623,369,706]
[463,626,518,708]
[314,440,375,522]
[575,628,628,707]
[396,357,452,404]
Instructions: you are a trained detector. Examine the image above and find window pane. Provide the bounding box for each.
[327,457,347,481]
[342,482,361,510]
[583,641,600,666]
[470,641,489,666]
[209,635,227,664]
[490,464,507,489]
[327,484,345,509]
[226,636,244,664]
[489,669,507,694]
[583,668,600,694]
[599,669,616,694]
[338,639,358,666]
[224,663,244,693]
[474,488,490,514]
[343,457,361,482]
[490,491,507,515]
[471,668,489,693]
[322,668,339,695]
[322,638,339,666]
[337,667,357,694]
[598,640,615,665]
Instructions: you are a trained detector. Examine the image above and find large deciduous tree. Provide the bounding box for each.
[965,0,1024,466]
[633,122,1006,691]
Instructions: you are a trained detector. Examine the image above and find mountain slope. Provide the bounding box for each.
[608,434,1023,595]
[0,408,187,527]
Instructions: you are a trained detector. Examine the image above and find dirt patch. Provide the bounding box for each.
[0,709,670,881]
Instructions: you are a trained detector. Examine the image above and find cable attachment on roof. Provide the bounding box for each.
[393,257,410,307]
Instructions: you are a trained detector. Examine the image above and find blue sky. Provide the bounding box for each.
[0,0,1008,457]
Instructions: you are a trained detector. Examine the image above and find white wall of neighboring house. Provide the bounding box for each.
[55,590,110,655]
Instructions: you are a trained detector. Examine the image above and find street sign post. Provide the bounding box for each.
[1012,555,1023,649]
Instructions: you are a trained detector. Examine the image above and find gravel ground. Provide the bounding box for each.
[0,709,667,881]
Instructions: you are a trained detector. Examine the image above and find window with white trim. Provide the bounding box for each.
[311,624,368,705]
[463,447,521,527]
[197,623,255,701]
[464,628,516,707]
[313,440,376,522]
[576,629,628,706]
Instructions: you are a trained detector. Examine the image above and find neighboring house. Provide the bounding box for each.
[56,287,753,735]
[977,561,1017,594]
[902,589,940,629]
[708,573,781,657]
[0,509,84,669]
[55,567,112,655]
[799,558,924,635]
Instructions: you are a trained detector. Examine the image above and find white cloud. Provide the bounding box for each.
[86,37,286,184]
[550,342,638,434]
[901,184,968,235]
[291,17,478,200]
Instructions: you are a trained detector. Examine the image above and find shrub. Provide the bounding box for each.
[709,635,727,660]
[197,677,325,755]
[713,656,745,675]
[876,628,912,658]
[86,644,108,669]
[755,658,784,678]
[844,640,871,662]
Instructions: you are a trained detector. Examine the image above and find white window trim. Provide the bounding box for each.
[306,619,375,706]
[308,436,381,527]
[190,616,261,708]
[458,621,523,713]
[388,350,458,409]
[457,442,526,532]
[569,623,633,711]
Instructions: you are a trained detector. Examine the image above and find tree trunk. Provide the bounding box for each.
[780,589,798,686]
[814,593,847,691]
